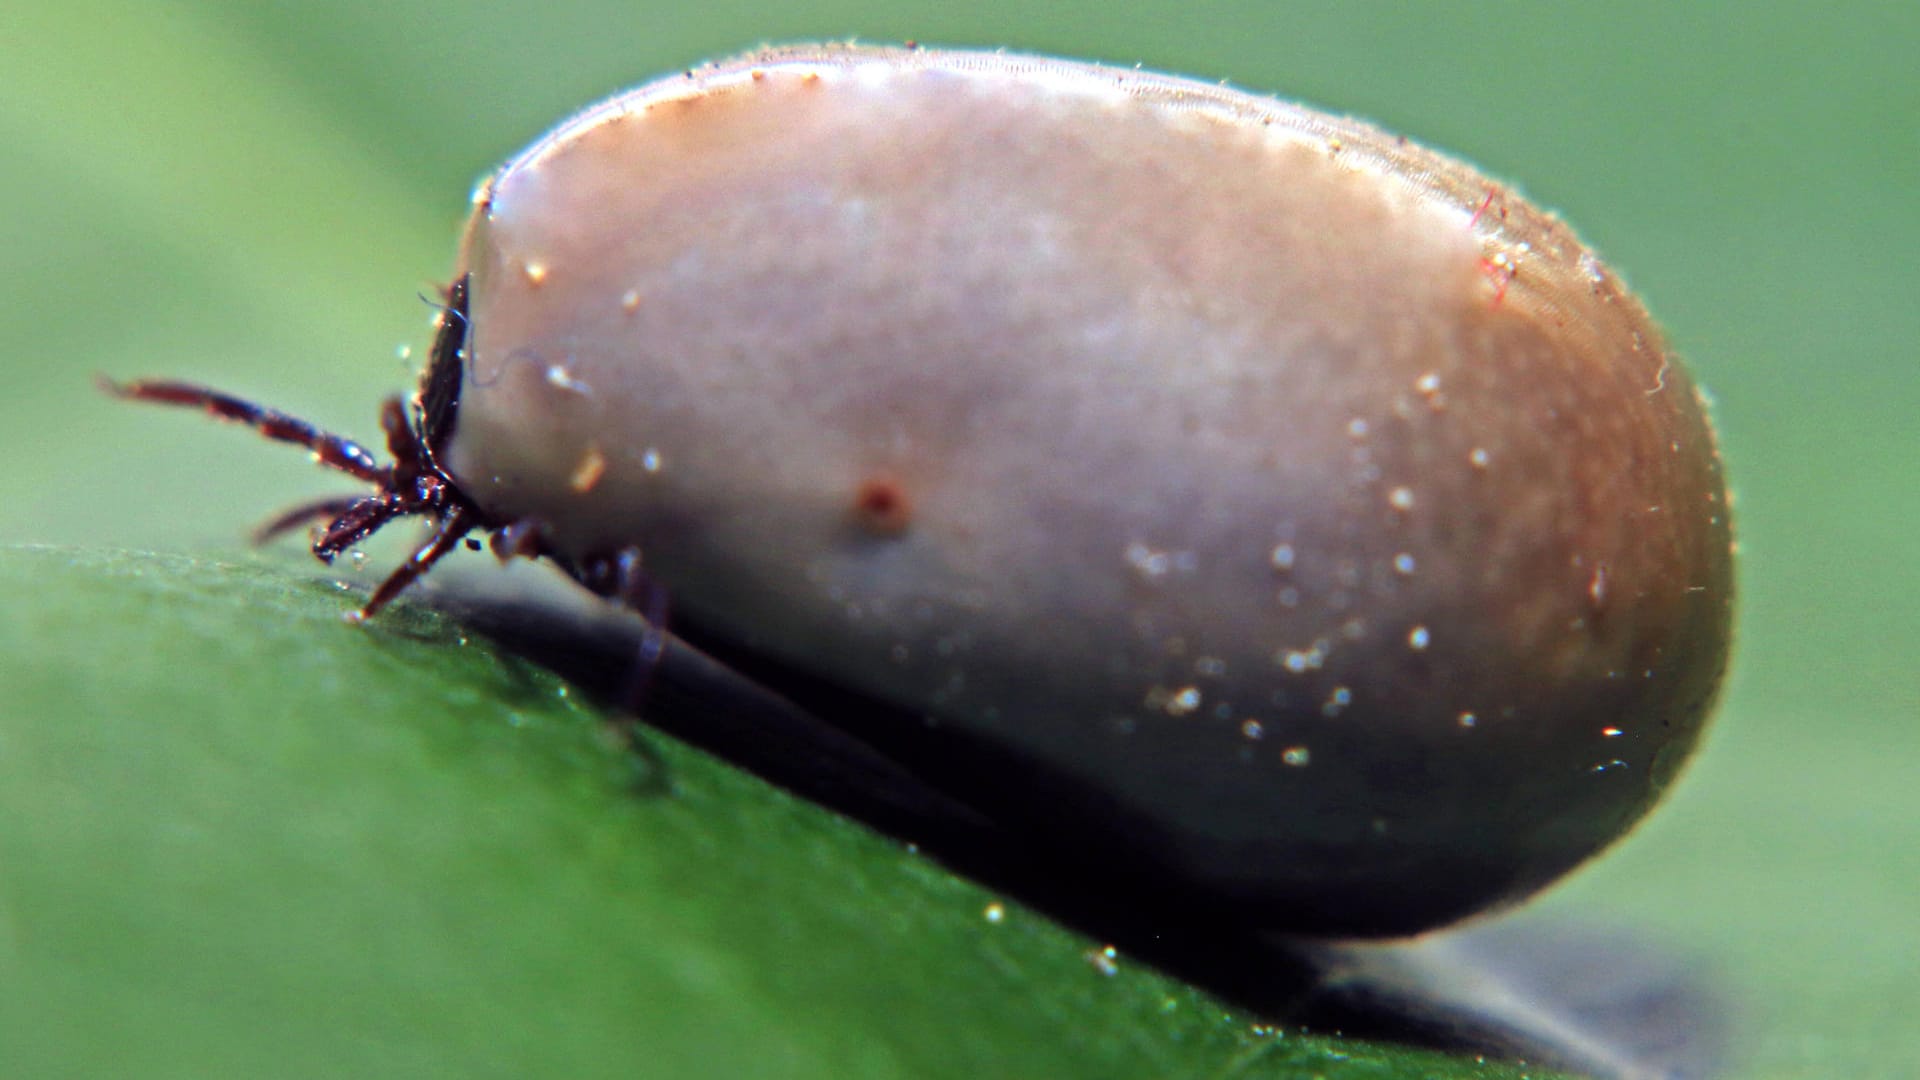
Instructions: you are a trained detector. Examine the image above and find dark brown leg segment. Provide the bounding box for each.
[100,377,391,484]
[348,506,480,623]
[251,496,368,546]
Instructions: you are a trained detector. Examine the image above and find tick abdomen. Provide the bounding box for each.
[441,46,1731,935]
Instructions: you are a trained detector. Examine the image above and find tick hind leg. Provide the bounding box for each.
[493,529,676,787]
[568,546,673,711]
[574,547,673,734]
[605,550,675,794]
[611,549,673,705]
[564,541,679,787]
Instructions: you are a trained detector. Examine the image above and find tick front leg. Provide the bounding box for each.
[99,377,393,484]
[348,506,480,623]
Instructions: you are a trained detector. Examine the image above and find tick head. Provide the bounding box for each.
[100,273,494,621]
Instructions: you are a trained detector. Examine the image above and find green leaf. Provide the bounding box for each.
[0,545,1553,1079]
[6,5,1918,1077]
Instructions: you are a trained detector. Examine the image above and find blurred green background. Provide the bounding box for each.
[2,2,1914,1078]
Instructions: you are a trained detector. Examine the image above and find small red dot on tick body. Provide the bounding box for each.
[853,474,913,534]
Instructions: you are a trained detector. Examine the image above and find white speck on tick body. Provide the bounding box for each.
[1125,542,1172,580]
[544,364,590,394]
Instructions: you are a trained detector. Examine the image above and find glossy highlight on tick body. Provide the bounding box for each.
[107,43,1734,939]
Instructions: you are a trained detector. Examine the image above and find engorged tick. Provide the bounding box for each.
[107,43,1733,940]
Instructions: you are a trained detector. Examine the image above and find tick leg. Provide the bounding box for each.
[99,377,392,484]
[312,496,404,562]
[251,496,367,546]
[609,548,672,709]
[347,506,479,623]
[602,547,674,791]
[490,518,547,563]
[377,395,432,472]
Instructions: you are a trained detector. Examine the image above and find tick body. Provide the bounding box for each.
[114,44,1733,938]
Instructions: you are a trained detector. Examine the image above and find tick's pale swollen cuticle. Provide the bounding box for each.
[108,43,1733,940]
